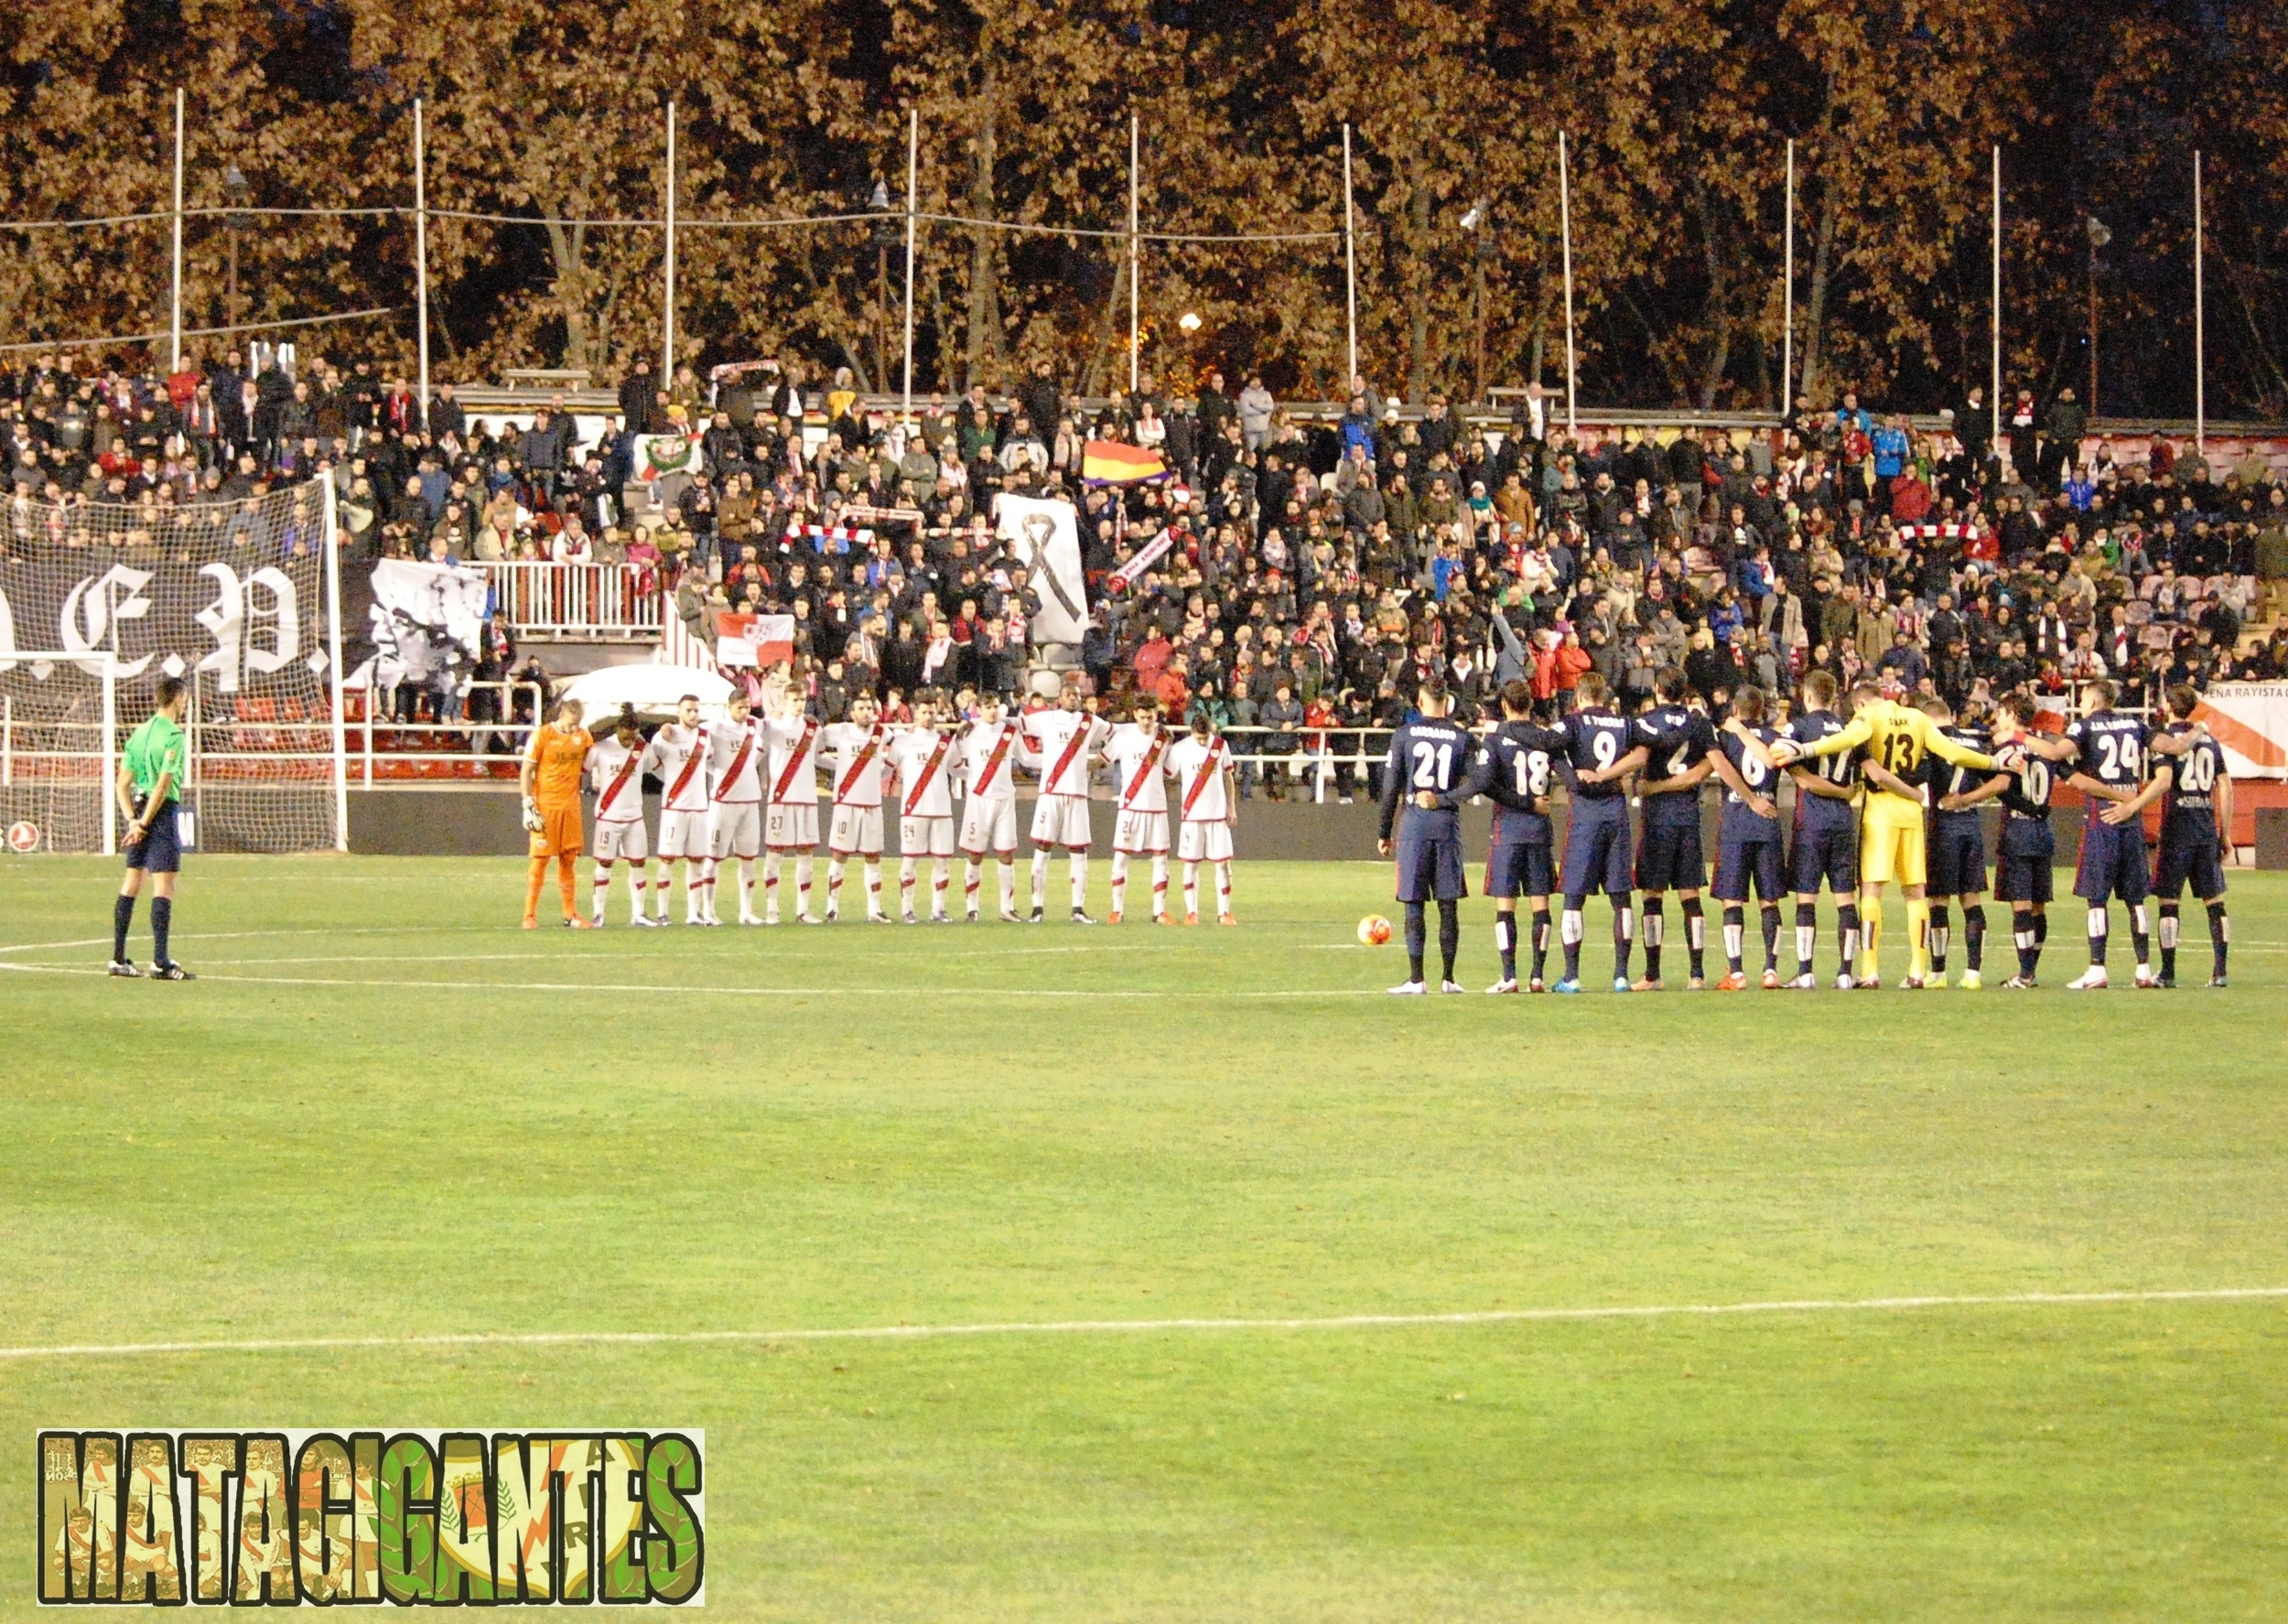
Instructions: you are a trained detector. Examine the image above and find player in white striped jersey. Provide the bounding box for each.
[584,704,663,926]
[956,692,1024,921]
[761,688,825,924]
[703,688,768,925]
[648,694,711,924]
[820,692,891,922]
[1102,697,1175,924]
[1021,683,1110,923]
[887,690,960,923]
[1166,713,1239,924]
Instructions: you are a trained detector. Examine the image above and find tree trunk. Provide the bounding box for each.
[964,60,1003,392]
[544,218,596,373]
[1692,177,1732,411]
[1407,184,1432,402]
[1797,181,1837,406]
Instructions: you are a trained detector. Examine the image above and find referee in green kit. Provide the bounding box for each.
[110,675,195,980]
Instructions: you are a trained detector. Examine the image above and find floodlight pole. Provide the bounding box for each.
[1781,138,1794,414]
[1558,130,1576,436]
[663,102,678,382]
[901,107,918,421]
[169,88,185,374]
[414,98,431,412]
[2194,149,2206,460]
[1342,123,1358,389]
[1991,145,2002,452]
[1128,114,1140,394]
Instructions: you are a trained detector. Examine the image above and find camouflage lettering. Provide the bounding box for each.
[598,1436,648,1603]
[642,1434,704,1604]
[376,1435,438,1604]
[432,1433,497,1603]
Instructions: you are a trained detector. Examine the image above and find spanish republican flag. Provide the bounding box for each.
[1082,439,1168,485]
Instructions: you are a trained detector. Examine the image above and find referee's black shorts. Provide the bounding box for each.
[124,800,183,874]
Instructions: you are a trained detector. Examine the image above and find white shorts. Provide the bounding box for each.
[960,797,1018,856]
[767,801,820,852]
[829,803,884,857]
[595,819,649,862]
[1115,810,1171,855]
[1178,820,1235,864]
[707,801,761,860]
[1030,793,1093,851]
[901,815,956,858]
[658,807,708,859]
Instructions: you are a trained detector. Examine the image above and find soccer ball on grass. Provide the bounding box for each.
[1357,914,1393,947]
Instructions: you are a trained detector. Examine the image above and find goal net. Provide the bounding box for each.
[0,481,345,855]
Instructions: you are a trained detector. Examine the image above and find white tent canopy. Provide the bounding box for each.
[558,662,735,721]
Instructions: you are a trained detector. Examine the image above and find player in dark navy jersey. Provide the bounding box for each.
[1777,671,1863,988]
[1706,687,1787,989]
[2057,680,2161,989]
[1463,680,1567,992]
[1552,672,1649,993]
[1917,697,2005,989]
[1990,693,2076,987]
[2149,683,2232,988]
[1631,669,1718,989]
[1376,683,1476,995]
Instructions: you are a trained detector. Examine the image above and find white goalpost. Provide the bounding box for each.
[0,481,348,855]
[0,651,118,855]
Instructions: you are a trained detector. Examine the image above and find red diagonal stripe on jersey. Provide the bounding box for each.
[1043,718,1091,795]
[1182,740,1225,816]
[665,730,707,803]
[599,747,643,814]
[973,725,1015,795]
[1122,735,1167,808]
[836,725,886,800]
[714,726,755,801]
[903,735,952,816]
[771,718,819,801]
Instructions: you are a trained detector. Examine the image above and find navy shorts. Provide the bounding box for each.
[1396,833,1468,902]
[1635,819,1705,892]
[2153,834,2226,902]
[124,799,183,874]
[1560,807,1634,899]
[2074,821,2149,905]
[1926,819,1988,898]
[1713,835,1786,903]
[1484,840,1555,900]
[1788,815,1859,896]
[1993,823,2055,904]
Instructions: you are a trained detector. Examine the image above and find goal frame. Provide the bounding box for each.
[0,651,120,855]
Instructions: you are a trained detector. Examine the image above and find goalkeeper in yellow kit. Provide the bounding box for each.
[1770,681,2011,988]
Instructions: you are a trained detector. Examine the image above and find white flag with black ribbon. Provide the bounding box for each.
[996,495,1089,646]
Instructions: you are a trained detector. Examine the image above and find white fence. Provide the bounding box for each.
[487,562,664,640]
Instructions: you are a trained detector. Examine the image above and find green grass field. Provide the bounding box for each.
[5,854,2287,1621]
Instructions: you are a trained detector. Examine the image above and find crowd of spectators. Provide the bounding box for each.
[5,341,2288,789]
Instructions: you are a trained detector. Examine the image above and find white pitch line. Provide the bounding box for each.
[5,1286,2283,1363]
[0,961,1379,999]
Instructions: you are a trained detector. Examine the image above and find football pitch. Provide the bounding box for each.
[5,855,2286,1621]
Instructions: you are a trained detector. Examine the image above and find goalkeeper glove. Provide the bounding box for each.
[522,797,544,833]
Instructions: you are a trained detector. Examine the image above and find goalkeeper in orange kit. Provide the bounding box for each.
[522,697,597,929]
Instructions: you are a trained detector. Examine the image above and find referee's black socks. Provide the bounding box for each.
[151,897,172,968]
[113,894,135,963]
